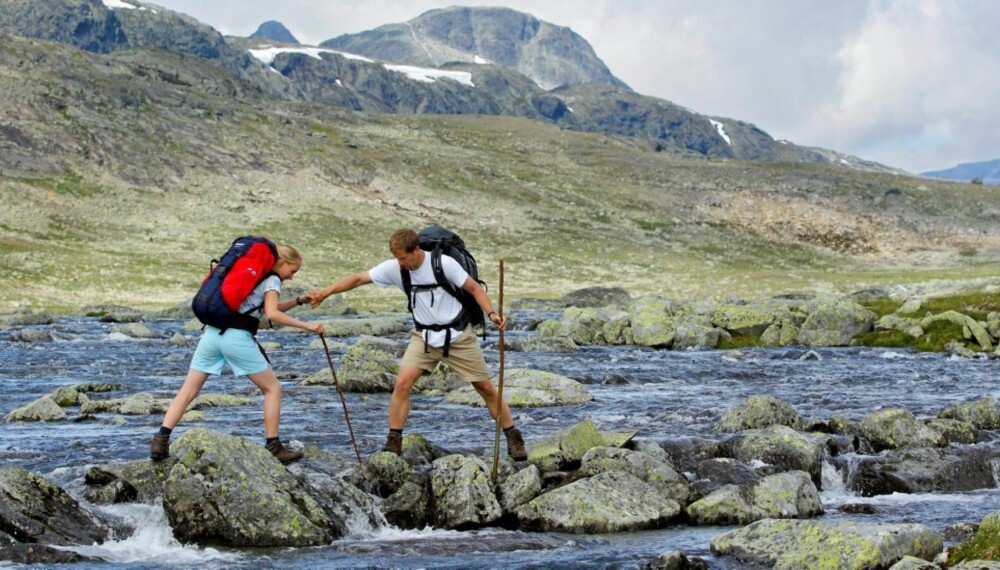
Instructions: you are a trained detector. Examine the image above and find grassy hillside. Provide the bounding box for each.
[2,37,1000,312]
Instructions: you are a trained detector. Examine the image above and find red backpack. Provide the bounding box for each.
[192,236,278,333]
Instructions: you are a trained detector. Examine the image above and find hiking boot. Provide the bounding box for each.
[505,428,528,461]
[382,431,402,455]
[150,434,170,461]
[265,439,304,465]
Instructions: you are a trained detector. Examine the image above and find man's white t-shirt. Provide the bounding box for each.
[369,253,470,347]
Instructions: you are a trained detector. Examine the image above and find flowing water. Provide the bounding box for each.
[3,313,1000,569]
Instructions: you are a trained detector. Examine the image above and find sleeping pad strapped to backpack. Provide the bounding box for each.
[401,225,487,354]
[192,236,278,334]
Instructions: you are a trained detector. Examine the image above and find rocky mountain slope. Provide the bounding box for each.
[1,2,998,311]
[923,159,1000,185]
[321,6,629,91]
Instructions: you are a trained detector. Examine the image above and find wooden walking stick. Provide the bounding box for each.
[320,334,366,477]
[491,258,506,483]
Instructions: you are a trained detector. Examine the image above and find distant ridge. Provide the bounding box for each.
[250,20,299,45]
[922,158,1000,185]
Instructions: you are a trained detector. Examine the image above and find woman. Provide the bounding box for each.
[150,243,324,464]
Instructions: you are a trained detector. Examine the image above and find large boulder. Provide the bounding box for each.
[728,425,825,487]
[671,316,722,350]
[497,465,542,513]
[795,301,876,346]
[430,455,501,529]
[445,368,592,407]
[628,297,679,348]
[715,395,804,433]
[947,508,1000,566]
[711,305,777,336]
[921,311,993,351]
[5,397,67,422]
[162,428,333,546]
[843,443,1000,496]
[711,519,942,570]
[336,336,405,392]
[0,466,108,545]
[579,447,692,506]
[381,481,430,529]
[685,470,822,525]
[858,408,944,452]
[516,471,682,533]
[939,397,1000,430]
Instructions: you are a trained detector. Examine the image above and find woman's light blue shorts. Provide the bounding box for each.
[189,326,269,377]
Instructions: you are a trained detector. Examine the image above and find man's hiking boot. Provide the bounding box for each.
[382,431,403,455]
[266,439,304,465]
[505,428,528,461]
[150,434,170,461]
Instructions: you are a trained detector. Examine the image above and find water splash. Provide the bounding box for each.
[64,503,243,565]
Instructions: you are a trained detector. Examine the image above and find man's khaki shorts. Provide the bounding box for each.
[400,327,490,382]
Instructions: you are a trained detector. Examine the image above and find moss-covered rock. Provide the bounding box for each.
[497,464,542,513]
[796,301,876,347]
[859,408,945,452]
[687,471,822,526]
[711,305,777,336]
[528,419,607,471]
[715,395,804,433]
[579,447,692,506]
[0,466,108,545]
[188,393,256,409]
[711,519,943,570]
[939,397,1000,430]
[445,368,592,407]
[516,471,682,533]
[163,428,332,546]
[84,459,175,504]
[430,454,501,529]
[5,396,67,422]
[730,425,824,487]
[628,297,678,348]
[366,451,412,498]
[317,316,408,337]
[948,509,1000,566]
[337,335,405,392]
[921,311,993,351]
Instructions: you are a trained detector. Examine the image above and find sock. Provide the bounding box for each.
[157,426,172,437]
[503,424,516,433]
[266,437,279,445]
[389,428,403,435]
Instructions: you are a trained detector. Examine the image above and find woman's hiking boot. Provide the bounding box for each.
[382,431,403,455]
[150,434,170,461]
[266,439,304,465]
[505,428,528,461]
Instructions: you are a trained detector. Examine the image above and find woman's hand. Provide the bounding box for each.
[306,322,326,335]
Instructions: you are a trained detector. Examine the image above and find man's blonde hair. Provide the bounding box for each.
[389,229,420,254]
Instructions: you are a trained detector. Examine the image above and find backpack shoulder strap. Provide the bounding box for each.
[400,264,413,313]
[430,247,461,297]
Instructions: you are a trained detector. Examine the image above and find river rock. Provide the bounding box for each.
[640,550,710,570]
[710,519,943,570]
[560,286,632,309]
[628,297,679,348]
[444,368,592,407]
[948,509,1000,566]
[659,437,724,472]
[858,408,945,451]
[337,336,404,392]
[430,455,501,529]
[727,425,824,487]
[111,322,160,339]
[686,470,822,525]
[291,458,381,538]
[0,544,98,564]
[711,304,777,336]
[188,393,256,409]
[694,458,762,493]
[162,428,332,546]
[0,311,53,326]
[528,419,607,471]
[939,397,1000,430]
[5,396,67,422]
[48,386,89,407]
[381,480,430,529]
[366,451,412,498]
[671,316,721,349]
[516,471,682,533]
[924,418,977,445]
[844,443,1000,495]
[504,333,580,352]
[795,300,876,346]
[497,465,542,513]
[318,316,408,337]
[887,556,939,569]
[715,395,804,433]
[10,329,53,342]
[922,311,993,351]
[0,466,108,545]
[579,447,692,506]
[84,460,175,504]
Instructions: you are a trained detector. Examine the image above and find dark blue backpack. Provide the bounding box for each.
[191,236,278,334]
[400,226,487,354]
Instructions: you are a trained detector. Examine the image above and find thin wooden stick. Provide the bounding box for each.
[491,258,506,483]
[320,335,366,477]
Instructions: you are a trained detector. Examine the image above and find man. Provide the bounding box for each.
[306,228,527,460]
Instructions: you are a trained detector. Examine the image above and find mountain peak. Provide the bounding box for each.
[250,20,299,45]
[321,6,628,91]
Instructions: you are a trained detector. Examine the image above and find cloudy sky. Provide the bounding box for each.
[150,0,999,174]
